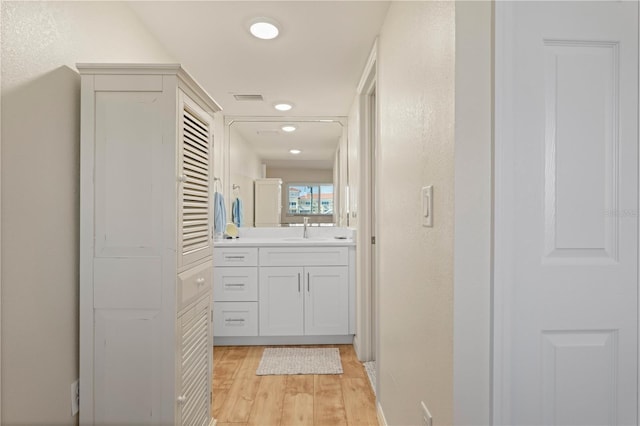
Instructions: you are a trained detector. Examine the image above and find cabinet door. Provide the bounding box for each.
[177,295,211,426]
[179,92,214,268]
[304,266,349,335]
[259,267,304,336]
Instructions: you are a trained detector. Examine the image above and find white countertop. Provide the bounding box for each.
[214,226,356,247]
[213,237,355,248]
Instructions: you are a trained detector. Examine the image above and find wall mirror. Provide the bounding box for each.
[224,117,347,227]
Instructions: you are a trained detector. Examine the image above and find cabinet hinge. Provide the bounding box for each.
[371,236,376,245]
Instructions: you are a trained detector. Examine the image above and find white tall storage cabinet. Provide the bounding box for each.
[79,64,220,426]
[254,178,282,227]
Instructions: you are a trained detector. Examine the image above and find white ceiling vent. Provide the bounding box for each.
[233,94,264,101]
[256,130,280,136]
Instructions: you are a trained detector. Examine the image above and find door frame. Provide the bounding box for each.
[492,2,516,423]
[355,40,378,366]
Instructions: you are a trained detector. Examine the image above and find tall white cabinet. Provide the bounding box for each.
[79,64,220,426]
[254,178,282,226]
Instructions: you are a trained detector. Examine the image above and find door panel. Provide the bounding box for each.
[259,267,303,336]
[496,2,638,424]
[304,266,349,335]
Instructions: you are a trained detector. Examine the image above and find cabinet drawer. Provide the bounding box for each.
[178,261,212,310]
[214,247,258,267]
[213,267,258,302]
[213,302,258,337]
[259,247,348,266]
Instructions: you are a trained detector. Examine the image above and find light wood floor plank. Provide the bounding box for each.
[248,375,287,425]
[211,386,228,419]
[214,357,244,389]
[314,375,348,426]
[281,375,314,426]
[216,376,262,423]
[236,346,264,378]
[342,378,378,426]
[339,345,367,379]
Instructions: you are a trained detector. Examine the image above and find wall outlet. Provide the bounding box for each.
[421,401,433,426]
[71,379,79,416]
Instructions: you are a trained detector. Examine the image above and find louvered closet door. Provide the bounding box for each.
[177,295,211,426]
[179,92,214,267]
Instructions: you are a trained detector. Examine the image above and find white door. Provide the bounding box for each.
[304,266,349,335]
[259,267,303,335]
[495,2,638,425]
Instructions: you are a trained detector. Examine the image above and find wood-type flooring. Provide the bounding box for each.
[212,345,378,426]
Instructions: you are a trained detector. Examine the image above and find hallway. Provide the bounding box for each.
[212,345,378,425]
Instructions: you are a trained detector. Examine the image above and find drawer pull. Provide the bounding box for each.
[307,273,311,292]
[225,256,245,260]
[196,277,205,285]
[225,318,245,326]
[177,395,186,404]
[298,273,301,293]
[225,283,245,287]
[225,318,245,322]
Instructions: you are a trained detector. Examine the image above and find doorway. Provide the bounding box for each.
[356,41,379,397]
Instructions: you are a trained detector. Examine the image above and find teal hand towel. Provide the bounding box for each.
[214,192,226,234]
[232,197,243,227]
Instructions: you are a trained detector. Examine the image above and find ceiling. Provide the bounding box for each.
[127,1,390,167]
[231,120,344,169]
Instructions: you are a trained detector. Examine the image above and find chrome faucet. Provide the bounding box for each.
[303,217,309,239]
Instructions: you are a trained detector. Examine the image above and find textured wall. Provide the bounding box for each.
[453,2,493,424]
[1,2,174,424]
[377,2,455,424]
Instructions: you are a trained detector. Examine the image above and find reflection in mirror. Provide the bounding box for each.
[227,119,345,227]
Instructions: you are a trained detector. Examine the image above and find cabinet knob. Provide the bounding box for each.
[196,277,205,285]
[178,175,187,183]
[177,395,186,404]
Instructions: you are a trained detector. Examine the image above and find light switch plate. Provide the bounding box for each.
[422,186,433,227]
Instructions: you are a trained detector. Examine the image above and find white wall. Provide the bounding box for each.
[228,126,263,227]
[453,2,493,425]
[376,2,455,424]
[266,167,334,225]
[1,2,174,424]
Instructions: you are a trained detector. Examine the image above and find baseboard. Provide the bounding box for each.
[353,334,363,359]
[214,335,354,346]
[377,402,387,426]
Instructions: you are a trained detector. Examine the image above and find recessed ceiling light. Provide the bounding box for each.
[249,19,280,40]
[289,149,302,155]
[274,102,293,112]
[281,124,297,132]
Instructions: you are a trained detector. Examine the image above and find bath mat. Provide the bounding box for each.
[256,348,343,375]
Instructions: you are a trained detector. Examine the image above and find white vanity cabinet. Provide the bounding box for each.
[79,64,220,426]
[259,266,349,336]
[212,244,354,345]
